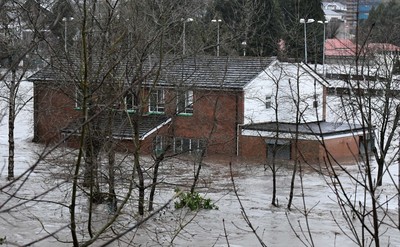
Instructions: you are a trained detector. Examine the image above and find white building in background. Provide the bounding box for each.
[322,1,347,11]
[323,9,346,22]
[321,1,348,38]
[322,0,383,37]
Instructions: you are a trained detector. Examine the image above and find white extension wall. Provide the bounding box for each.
[243,62,326,124]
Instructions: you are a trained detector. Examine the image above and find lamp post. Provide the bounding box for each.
[182,18,193,55]
[299,18,314,64]
[62,17,74,53]
[318,20,328,75]
[241,41,247,56]
[211,19,222,56]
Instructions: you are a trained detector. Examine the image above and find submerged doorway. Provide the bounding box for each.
[266,139,291,161]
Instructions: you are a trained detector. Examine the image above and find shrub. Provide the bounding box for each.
[174,189,218,211]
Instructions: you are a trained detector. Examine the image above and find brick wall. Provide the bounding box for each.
[296,140,321,164]
[169,89,244,155]
[239,135,361,164]
[239,135,266,161]
[34,83,80,143]
[35,82,245,156]
[323,136,360,162]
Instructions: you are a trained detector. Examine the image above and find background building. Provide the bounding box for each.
[322,0,383,38]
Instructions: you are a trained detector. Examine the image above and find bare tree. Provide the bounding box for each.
[0,0,45,180]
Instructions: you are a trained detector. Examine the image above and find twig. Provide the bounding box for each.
[229,162,267,247]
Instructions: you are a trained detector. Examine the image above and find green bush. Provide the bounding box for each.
[0,236,6,245]
[174,189,218,211]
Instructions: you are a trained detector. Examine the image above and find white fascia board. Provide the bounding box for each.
[241,129,366,141]
[140,118,172,141]
[299,63,330,87]
[241,129,319,140]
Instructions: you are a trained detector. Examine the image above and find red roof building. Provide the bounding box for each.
[325,38,356,57]
[325,39,399,64]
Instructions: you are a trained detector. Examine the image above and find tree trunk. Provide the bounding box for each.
[271,153,277,206]
[271,80,280,207]
[7,70,16,180]
[287,159,297,210]
[108,141,117,213]
[83,108,101,197]
[83,133,101,197]
[287,77,300,211]
[376,158,384,186]
[133,120,145,215]
[148,153,164,211]
[190,149,205,194]
[85,124,102,238]
[135,152,145,216]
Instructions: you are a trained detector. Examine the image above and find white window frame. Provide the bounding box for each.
[154,136,164,153]
[125,92,138,111]
[177,90,193,114]
[149,89,165,113]
[265,94,272,109]
[174,137,183,153]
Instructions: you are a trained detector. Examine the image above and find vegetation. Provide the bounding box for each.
[361,0,400,46]
[174,188,218,211]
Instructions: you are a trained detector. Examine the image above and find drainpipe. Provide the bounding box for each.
[235,92,244,157]
[236,123,245,156]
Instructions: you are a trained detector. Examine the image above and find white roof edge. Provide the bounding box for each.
[299,63,331,87]
[241,129,366,141]
[140,118,172,141]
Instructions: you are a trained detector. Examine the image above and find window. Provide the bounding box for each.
[154,136,169,155]
[359,133,374,155]
[174,137,183,153]
[177,90,193,114]
[149,89,165,113]
[191,139,206,155]
[154,136,163,149]
[267,139,291,161]
[125,92,138,111]
[265,94,272,109]
[313,94,319,108]
[154,136,206,155]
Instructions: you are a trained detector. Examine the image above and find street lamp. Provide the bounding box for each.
[182,18,193,55]
[299,18,315,64]
[241,41,247,56]
[62,17,74,53]
[211,19,222,56]
[318,20,328,75]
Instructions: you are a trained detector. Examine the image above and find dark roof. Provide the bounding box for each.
[242,121,366,138]
[28,56,82,82]
[28,63,68,81]
[61,113,170,140]
[28,55,277,90]
[149,56,276,89]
